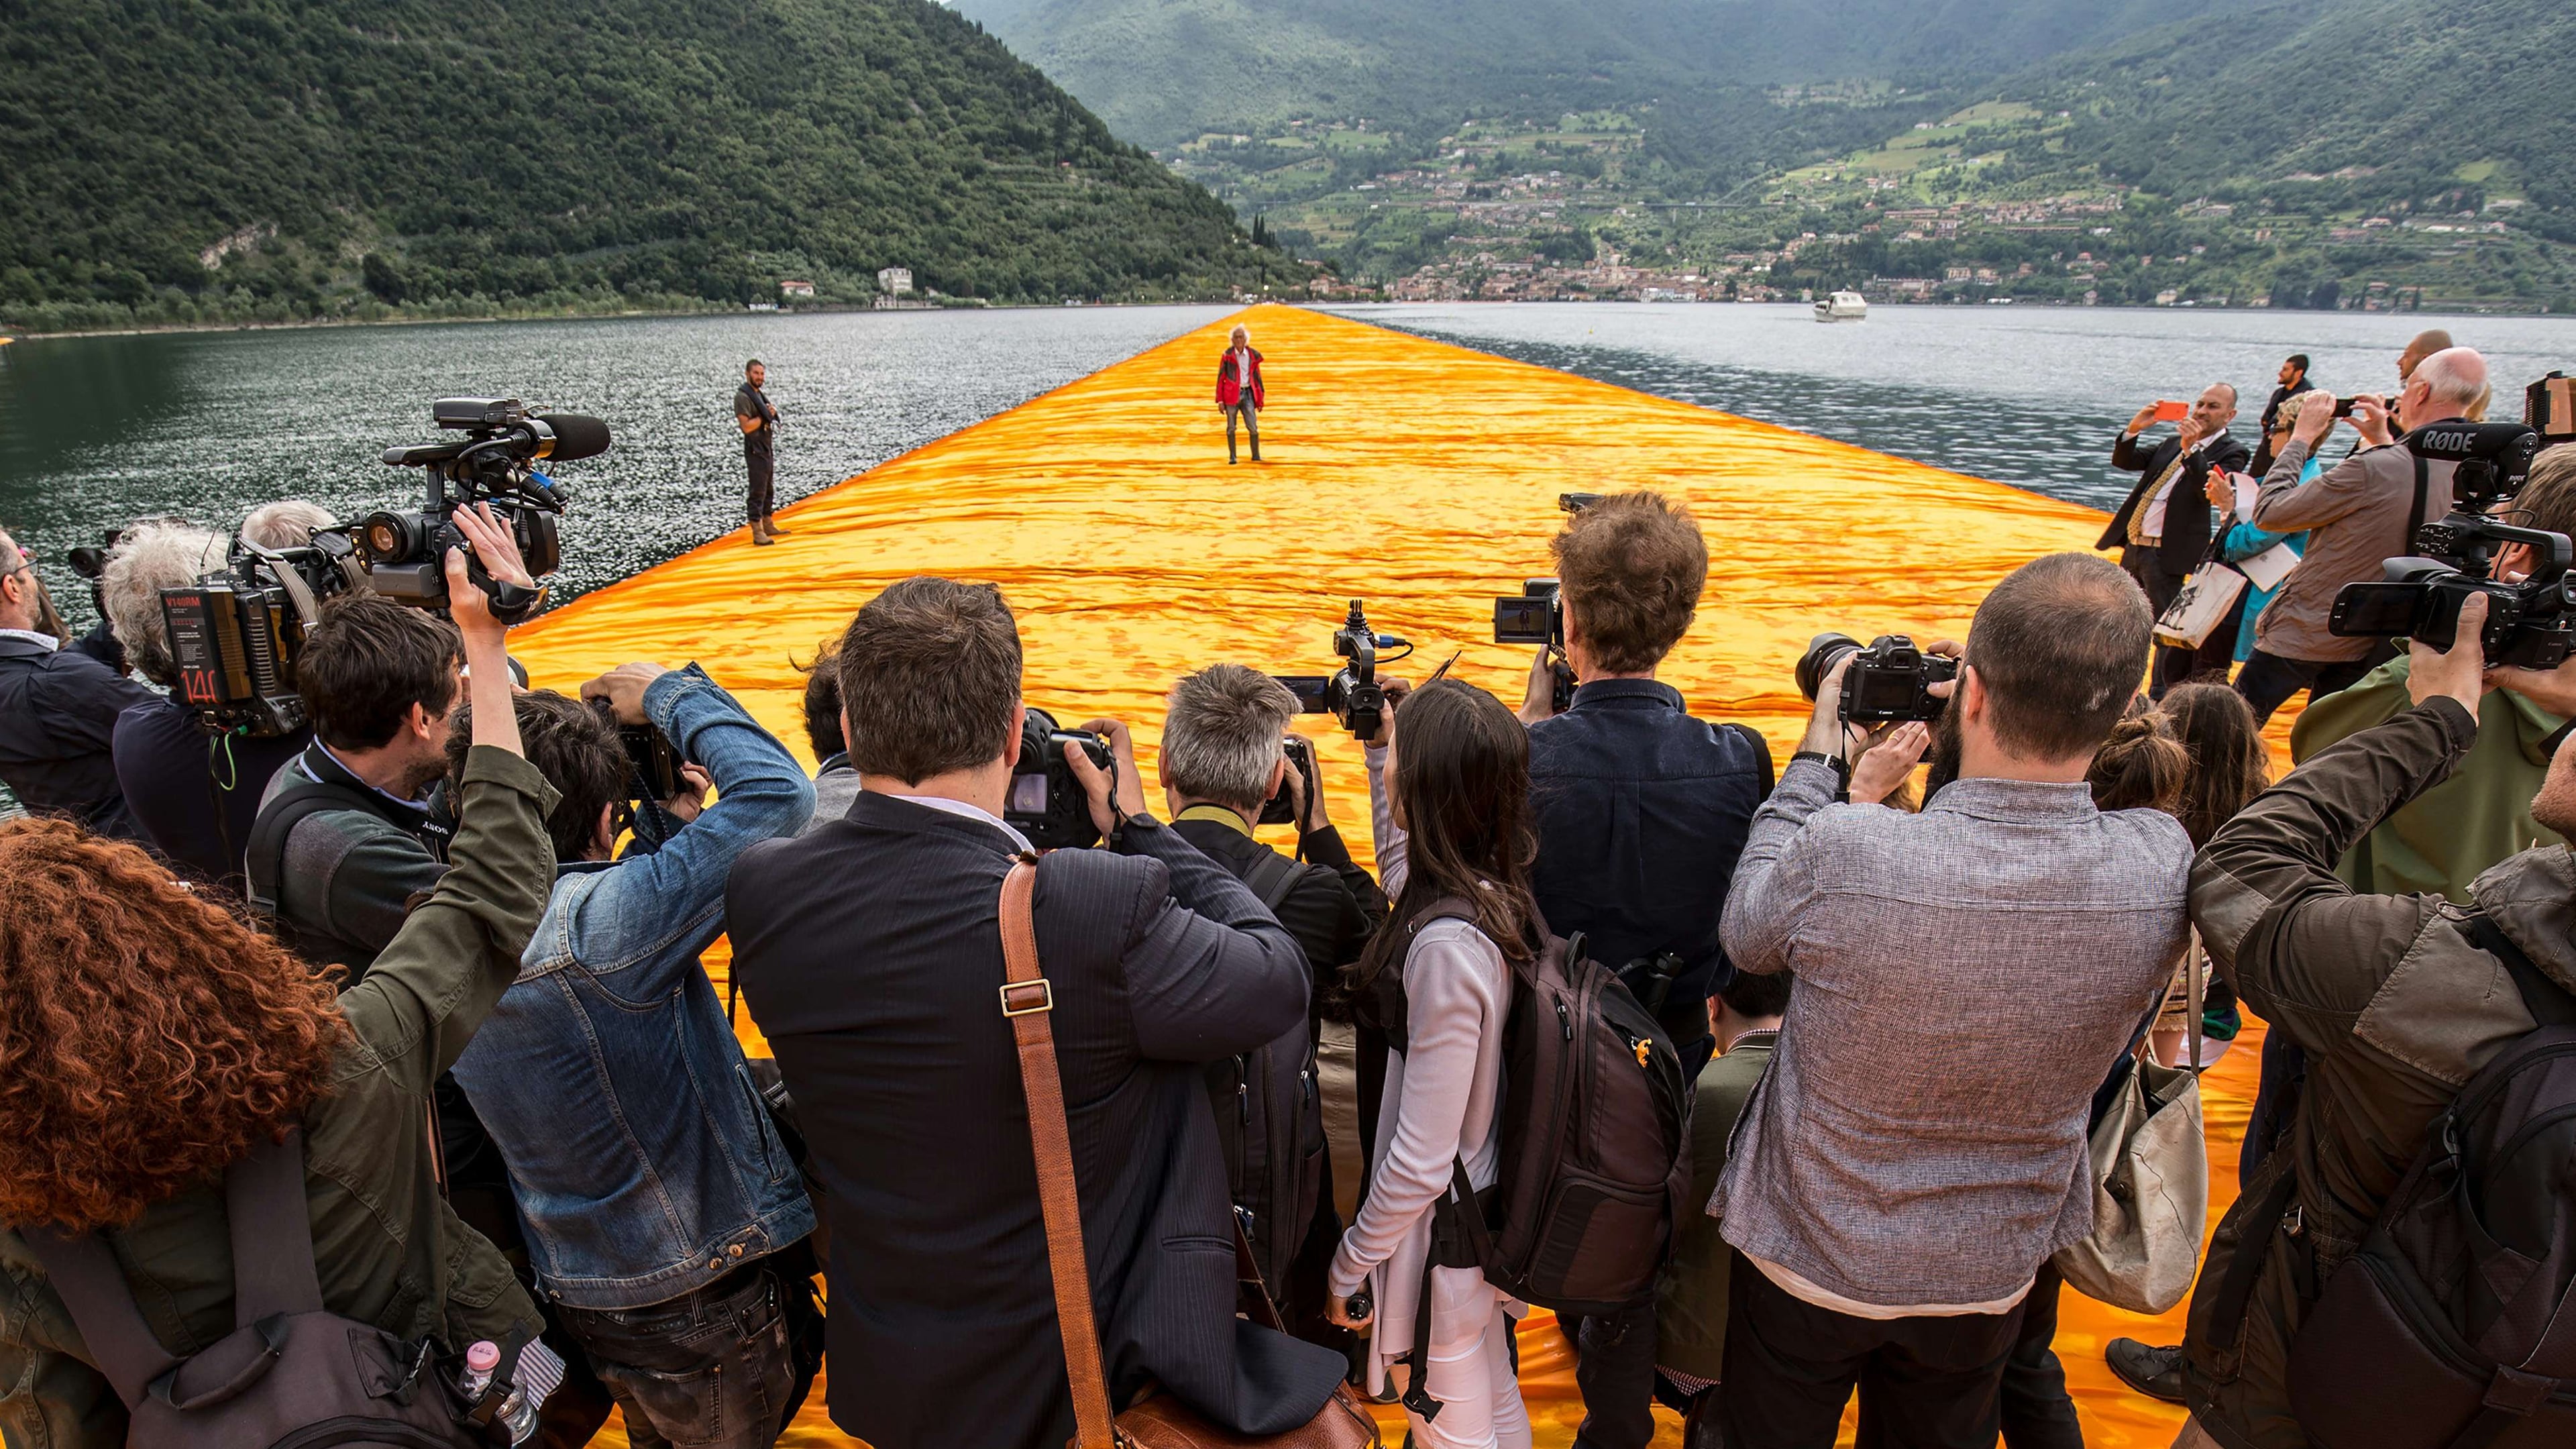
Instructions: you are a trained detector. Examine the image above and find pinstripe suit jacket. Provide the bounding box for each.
[727,793,1345,1448]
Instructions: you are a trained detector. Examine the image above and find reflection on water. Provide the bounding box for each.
[1340,302,2576,511]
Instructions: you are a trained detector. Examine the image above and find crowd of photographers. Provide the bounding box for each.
[3,336,2575,1449]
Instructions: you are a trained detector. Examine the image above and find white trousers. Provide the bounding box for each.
[1401,1268,1532,1449]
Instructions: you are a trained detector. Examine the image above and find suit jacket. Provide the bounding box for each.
[727,794,1344,1449]
[2099,429,2251,576]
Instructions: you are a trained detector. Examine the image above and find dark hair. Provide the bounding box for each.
[800,644,847,761]
[298,596,462,751]
[838,577,1021,786]
[1718,965,1791,1021]
[2156,683,2270,847]
[745,358,763,373]
[1968,553,2153,761]
[2287,354,2310,374]
[0,818,346,1230]
[1350,679,1543,998]
[447,690,625,864]
[2086,704,2189,816]
[1551,490,1707,674]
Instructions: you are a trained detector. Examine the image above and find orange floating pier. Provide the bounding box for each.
[513,304,2237,1447]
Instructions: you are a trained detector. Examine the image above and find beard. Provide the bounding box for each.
[1924,704,1966,802]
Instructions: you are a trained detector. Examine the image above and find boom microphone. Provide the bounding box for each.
[533,412,612,462]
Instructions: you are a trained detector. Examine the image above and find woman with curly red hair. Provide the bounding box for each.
[0,531,561,1447]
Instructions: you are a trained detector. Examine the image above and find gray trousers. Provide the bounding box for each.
[1226,401,1260,460]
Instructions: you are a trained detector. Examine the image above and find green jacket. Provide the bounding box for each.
[0,747,560,1449]
[2288,656,2564,902]
[1654,1030,1775,1383]
[2182,701,2576,1449]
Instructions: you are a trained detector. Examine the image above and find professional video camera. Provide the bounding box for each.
[2328,421,2570,667]
[2529,372,2576,444]
[157,398,605,737]
[1275,599,1409,743]
[1007,706,1118,849]
[1796,632,1957,724]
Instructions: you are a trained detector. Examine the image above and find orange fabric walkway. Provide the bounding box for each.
[509,303,2255,1447]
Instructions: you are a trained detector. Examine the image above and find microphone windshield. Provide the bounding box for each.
[535,413,612,461]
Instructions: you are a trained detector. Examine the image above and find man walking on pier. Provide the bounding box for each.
[737,359,788,545]
[1216,324,1264,464]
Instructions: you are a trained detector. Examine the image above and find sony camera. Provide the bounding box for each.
[1274,599,1409,743]
[1796,632,1957,724]
[1493,579,1575,714]
[1007,706,1116,849]
[2328,421,2571,668]
[1257,733,1320,827]
[157,398,602,738]
[360,397,602,621]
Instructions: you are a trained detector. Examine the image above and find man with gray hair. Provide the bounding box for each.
[1160,663,1388,1338]
[240,498,338,551]
[2237,345,2490,723]
[102,520,314,890]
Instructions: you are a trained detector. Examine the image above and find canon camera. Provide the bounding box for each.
[1006,706,1118,850]
[1796,632,1957,724]
[2327,421,2571,669]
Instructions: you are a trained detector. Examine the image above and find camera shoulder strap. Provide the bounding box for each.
[1242,849,1305,913]
[244,776,382,922]
[2406,451,2432,553]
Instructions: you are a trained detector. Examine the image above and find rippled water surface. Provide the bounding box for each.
[1338,302,2576,511]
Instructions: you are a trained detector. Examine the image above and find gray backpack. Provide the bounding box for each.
[23,1128,506,1448]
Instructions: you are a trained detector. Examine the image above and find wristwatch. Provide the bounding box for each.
[1790,749,1849,784]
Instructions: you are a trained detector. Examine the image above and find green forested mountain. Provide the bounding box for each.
[950,0,2261,152]
[961,0,2575,309]
[0,0,1302,331]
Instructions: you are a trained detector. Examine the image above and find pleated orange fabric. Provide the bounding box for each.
[521,305,2269,1447]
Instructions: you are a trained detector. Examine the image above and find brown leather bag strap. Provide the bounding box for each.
[1000,857,1120,1449]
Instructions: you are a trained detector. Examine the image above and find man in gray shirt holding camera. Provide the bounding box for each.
[1711,553,2192,1448]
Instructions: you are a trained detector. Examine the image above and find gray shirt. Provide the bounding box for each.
[2250,435,2457,663]
[1711,758,2190,1309]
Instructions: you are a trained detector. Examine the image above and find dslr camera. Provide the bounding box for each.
[158,398,603,737]
[1796,633,1957,724]
[1007,706,1117,849]
[2328,421,2569,668]
[1274,599,1409,743]
[1257,734,1321,827]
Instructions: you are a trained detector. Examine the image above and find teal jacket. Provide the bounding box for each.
[2288,656,2565,901]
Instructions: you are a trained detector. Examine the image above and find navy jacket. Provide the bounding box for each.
[727,799,1344,1449]
[113,696,309,894]
[1527,678,1773,1002]
[0,633,157,838]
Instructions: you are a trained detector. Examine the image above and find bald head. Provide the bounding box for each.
[2399,329,2453,382]
[2410,347,2488,418]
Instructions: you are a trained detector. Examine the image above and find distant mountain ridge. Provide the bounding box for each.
[0,0,1302,331]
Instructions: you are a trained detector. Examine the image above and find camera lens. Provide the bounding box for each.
[1795,633,1863,702]
[360,510,434,564]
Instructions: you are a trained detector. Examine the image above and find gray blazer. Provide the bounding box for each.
[2250,433,2459,663]
[1711,759,2191,1308]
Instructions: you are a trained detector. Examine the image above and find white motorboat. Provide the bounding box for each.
[1813,290,1868,322]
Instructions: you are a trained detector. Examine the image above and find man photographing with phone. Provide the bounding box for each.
[2101,384,2250,694]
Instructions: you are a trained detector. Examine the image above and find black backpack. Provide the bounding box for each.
[1204,849,1332,1295]
[22,1129,515,1448]
[1376,900,1691,1419]
[2286,910,2576,1448]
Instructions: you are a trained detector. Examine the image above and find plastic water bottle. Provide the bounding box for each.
[458,1341,539,1446]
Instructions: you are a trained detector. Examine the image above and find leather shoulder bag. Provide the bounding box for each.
[998,858,1381,1449]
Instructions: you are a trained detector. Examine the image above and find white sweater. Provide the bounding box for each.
[1329,746,1513,1389]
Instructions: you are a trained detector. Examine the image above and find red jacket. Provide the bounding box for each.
[1215,347,1265,409]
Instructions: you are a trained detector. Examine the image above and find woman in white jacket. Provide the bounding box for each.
[1325,678,1537,1449]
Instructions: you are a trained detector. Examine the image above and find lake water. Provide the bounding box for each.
[1340,302,2576,511]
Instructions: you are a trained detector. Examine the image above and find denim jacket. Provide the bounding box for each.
[453,665,816,1310]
